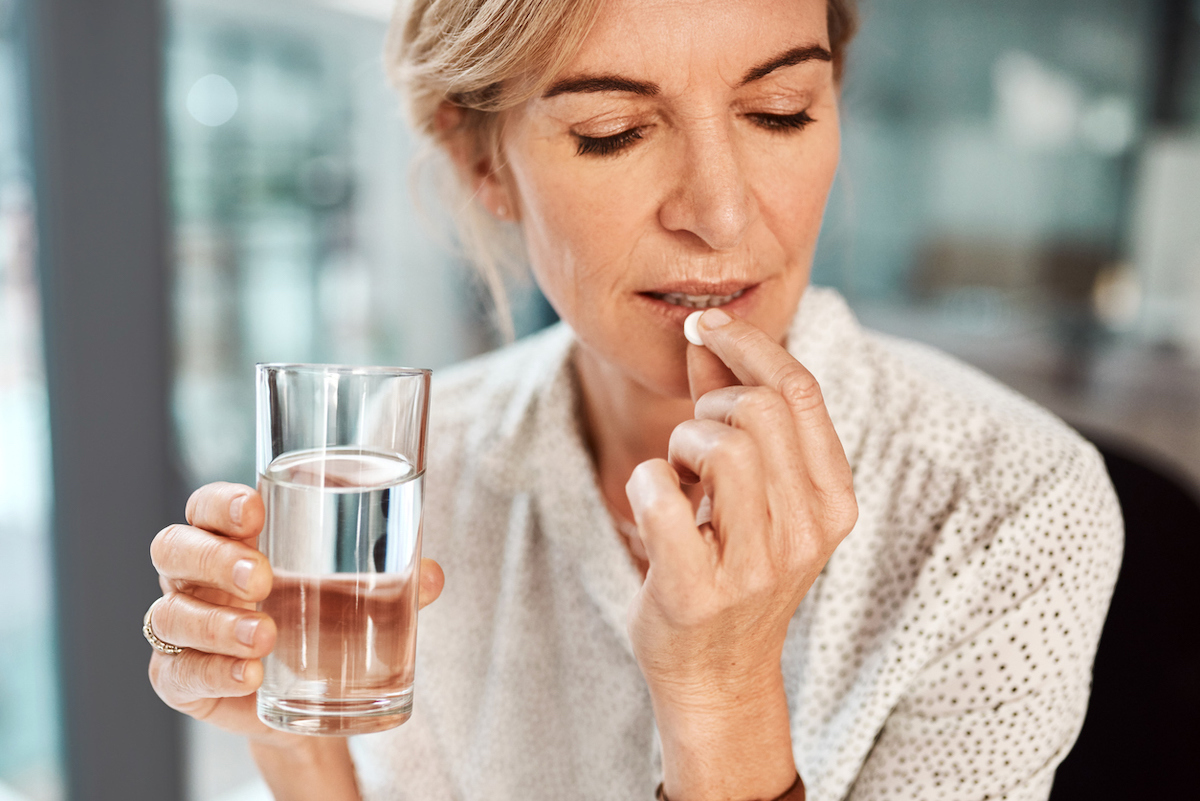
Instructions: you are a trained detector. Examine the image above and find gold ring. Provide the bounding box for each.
[143,597,184,655]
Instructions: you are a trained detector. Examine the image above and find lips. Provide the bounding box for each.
[636,281,761,326]
[647,289,748,309]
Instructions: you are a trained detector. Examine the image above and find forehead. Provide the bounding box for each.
[564,0,830,87]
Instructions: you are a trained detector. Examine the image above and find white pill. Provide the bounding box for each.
[684,310,705,346]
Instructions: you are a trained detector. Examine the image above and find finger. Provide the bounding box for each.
[151,524,273,603]
[418,558,444,610]
[693,387,851,564]
[687,342,740,403]
[149,648,263,711]
[626,460,708,582]
[695,310,850,495]
[151,593,276,658]
[694,385,807,486]
[185,482,264,540]
[667,420,769,551]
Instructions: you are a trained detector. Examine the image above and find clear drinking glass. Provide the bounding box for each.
[255,363,431,736]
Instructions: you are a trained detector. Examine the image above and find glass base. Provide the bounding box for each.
[257,691,412,736]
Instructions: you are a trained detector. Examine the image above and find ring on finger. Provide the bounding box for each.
[143,596,184,655]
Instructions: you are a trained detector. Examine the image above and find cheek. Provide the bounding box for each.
[525,162,651,255]
[756,128,841,257]
[512,154,652,318]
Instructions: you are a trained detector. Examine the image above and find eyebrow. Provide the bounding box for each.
[541,43,832,100]
[542,74,660,99]
[739,44,833,85]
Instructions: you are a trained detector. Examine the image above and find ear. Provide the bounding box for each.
[434,102,517,222]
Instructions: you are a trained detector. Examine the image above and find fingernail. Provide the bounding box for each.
[235,617,259,647]
[231,660,246,682]
[229,494,246,526]
[233,559,255,591]
[700,308,732,329]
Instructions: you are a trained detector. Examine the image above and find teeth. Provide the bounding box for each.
[654,289,746,309]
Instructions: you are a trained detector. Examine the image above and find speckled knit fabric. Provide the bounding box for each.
[349,287,1123,801]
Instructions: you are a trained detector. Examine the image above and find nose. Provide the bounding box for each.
[658,122,755,251]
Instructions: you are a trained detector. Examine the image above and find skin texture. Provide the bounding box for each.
[148,1,856,799]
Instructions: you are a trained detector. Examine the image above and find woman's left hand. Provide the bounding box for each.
[626,308,858,801]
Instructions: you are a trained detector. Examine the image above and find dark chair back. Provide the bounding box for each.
[1049,435,1200,799]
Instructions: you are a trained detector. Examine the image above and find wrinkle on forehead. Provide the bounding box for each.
[562,0,830,97]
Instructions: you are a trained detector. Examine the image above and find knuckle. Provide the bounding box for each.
[194,536,229,582]
[203,653,234,691]
[733,387,783,422]
[176,671,208,700]
[200,605,227,646]
[667,420,701,449]
[158,652,196,697]
[187,481,237,528]
[777,368,824,413]
[709,430,756,471]
[151,652,225,712]
[155,593,180,635]
[149,655,192,711]
[184,486,205,526]
[816,478,859,536]
[151,524,186,570]
[831,494,859,535]
[177,653,219,698]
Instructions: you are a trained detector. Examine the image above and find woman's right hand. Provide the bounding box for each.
[148,481,445,748]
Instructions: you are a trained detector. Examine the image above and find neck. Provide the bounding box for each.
[573,344,697,522]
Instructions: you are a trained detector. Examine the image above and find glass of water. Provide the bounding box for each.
[254,363,431,736]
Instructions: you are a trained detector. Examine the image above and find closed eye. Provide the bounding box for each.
[574,127,644,157]
[746,110,815,132]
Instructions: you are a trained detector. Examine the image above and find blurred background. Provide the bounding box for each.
[1,0,1198,799]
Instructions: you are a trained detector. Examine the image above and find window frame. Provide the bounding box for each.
[23,0,184,797]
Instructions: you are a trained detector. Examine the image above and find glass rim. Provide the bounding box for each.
[256,362,432,378]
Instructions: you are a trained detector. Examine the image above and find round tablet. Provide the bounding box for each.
[684,310,705,346]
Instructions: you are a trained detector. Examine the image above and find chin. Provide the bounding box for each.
[642,363,692,400]
[626,340,693,400]
[577,327,692,401]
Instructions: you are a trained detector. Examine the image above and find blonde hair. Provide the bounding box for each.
[386,0,859,339]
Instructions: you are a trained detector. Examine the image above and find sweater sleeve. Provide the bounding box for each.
[847,441,1123,801]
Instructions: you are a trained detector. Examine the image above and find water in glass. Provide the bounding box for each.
[257,446,422,735]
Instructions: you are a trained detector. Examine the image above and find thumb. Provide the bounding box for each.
[626,459,706,575]
[417,558,444,610]
[687,342,740,404]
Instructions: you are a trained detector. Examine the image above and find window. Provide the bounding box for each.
[166,1,550,797]
[0,1,63,798]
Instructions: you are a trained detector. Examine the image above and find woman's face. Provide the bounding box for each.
[499,0,840,398]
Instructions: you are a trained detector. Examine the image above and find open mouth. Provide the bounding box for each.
[645,288,748,309]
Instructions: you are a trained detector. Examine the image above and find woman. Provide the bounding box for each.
[146,1,1123,799]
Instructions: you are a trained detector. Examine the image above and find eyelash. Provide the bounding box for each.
[575,128,644,157]
[572,110,815,158]
[748,110,816,132]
